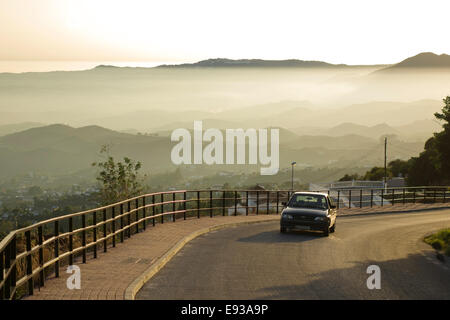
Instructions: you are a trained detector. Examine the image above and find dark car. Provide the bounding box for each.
[280,192,337,236]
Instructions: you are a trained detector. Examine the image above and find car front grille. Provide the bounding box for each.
[292,215,315,222]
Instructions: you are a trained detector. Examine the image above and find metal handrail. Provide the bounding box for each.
[0,186,448,300]
[0,189,294,300]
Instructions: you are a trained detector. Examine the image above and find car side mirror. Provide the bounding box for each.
[281,201,287,206]
[330,205,337,209]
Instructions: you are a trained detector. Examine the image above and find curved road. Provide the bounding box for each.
[137,209,450,299]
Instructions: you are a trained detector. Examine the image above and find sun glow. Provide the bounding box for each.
[1,0,450,63]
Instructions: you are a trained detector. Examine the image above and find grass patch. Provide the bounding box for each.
[424,228,450,256]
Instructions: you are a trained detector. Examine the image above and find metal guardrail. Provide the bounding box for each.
[311,186,450,209]
[0,186,448,300]
[0,189,294,300]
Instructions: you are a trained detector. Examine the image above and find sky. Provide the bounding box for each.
[1,0,450,65]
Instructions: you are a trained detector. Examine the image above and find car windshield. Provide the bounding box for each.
[288,194,328,210]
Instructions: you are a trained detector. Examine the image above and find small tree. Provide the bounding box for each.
[92,145,146,205]
[338,173,361,181]
[408,96,450,185]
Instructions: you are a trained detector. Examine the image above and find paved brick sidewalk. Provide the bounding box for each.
[25,215,279,300]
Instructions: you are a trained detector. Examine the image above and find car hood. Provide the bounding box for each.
[282,207,328,216]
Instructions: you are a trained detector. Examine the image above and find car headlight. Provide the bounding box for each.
[314,216,326,221]
[282,213,293,220]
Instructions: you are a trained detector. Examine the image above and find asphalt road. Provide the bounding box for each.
[136,209,450,299]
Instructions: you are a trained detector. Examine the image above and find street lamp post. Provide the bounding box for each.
[291,161,296,191]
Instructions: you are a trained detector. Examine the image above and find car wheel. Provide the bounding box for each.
[330,222,336,233]
[323,227,329,237]
[280,226,287,233]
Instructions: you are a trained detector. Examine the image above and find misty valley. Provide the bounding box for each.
[0,52,449,239]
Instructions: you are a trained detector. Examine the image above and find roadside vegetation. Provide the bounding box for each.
[424,229,450,256]
[92,144,146,205]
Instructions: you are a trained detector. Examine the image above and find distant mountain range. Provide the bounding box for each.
[156,52,450,70]
[156,58,370,68]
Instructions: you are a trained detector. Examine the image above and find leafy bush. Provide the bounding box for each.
[425,228,450,254]
[431,239,444,250]
[445,246,450,257]
[92,145,146,205]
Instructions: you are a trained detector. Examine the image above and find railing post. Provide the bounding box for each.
[234,191,237,216]
[103,209,107,252]
[11,235,16,297]
[223,191,226,216]
[82,214,86,263]
[54,220,59,277]
[25,230,33,296]
[197,191,200,219]
[120,204,124,243]
[337,190,340,209]
[256,191,259,215]
[136,198,140,232]
[245,191,249,216]
[349,190,352,209]
[267,191,270,214]
[69,217,73,266]
[276,191,279,214]
[4,242,10,299]
[127,201,131,237]
[143,196,147,230]
[370,190,373,207]
[359,189,362,208]
[210,191,213,218]
[111,207,116,248]
[381,189,384,206]
[161,194,164,224]
[184,192,187,220]
[173,193,176,222]
[0,249,4,299]
[38,226,44,287]
[93,211,97,259]
[152,194,156,226]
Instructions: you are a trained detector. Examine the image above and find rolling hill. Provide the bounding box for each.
[0,124,173,178]
[0,123,426,180]
[377,52,450,72]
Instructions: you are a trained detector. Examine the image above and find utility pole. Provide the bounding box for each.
[384,137,387,189]
[291,162,296,191]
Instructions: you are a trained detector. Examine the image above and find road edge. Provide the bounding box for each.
[124,217,278,300]
[338,205,450,218]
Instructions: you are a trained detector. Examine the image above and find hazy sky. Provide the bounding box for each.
[1,0,450,65]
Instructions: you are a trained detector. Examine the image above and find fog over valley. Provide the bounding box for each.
[0,52,449,188]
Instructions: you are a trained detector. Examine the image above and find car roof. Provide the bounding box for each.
[293,191,329,197]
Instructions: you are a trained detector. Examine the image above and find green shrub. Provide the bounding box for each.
[445,246,450,257]
[431,239,444,250]
[436,230,450,242]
